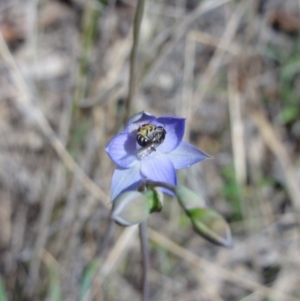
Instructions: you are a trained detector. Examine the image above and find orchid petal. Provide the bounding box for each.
[111,164,142,201]
[141,153,177,194]
[168,141,210,169]
[126,111,155,126]
[125,111,156,133]
[155,117,185,153]
[105,133,138,168]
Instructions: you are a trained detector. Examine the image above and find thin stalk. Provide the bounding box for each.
[139,220,149,301]
[144,179,176,193]
[125,3,148,299]
[124,0,146,124]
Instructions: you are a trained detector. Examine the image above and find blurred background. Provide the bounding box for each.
[1,0,300,300]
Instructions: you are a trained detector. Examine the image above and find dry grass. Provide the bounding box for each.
[0,0,300,300]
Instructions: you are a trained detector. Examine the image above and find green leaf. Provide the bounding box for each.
[80,259,100,301]
[48,266,62,301]
[279,106,299,124]
[221,166,243,221]
[0,276,8,301]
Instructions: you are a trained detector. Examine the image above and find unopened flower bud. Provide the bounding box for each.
[189,208,233,248]
[174,185,206,211]
[112,191,150,226]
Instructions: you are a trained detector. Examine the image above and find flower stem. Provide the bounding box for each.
[124,0,146,124]
[137,179,175,301]
[139,220,149,301]
[144,179,176,193]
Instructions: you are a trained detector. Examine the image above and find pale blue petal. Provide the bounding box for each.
[155,117,185,153]
[141,153,177,195]
[111,164,142,201]
[105,133,138,168]
[125,111,156,133]
[168,141,210,169]
[126,111,155,126]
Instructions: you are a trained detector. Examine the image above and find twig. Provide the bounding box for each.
[41,249,78,288]
[121,0,185,19]
[124,0,146,124]
[228,66,247,186]
[148,229,299,301]
[74,0,99,109]
[0,32,108,206]
[181,33,196,139]
[81,225,138,301]
[142,0,235,89]
[98,219,115,256]
[98,226,138,281]
[80,34,132,108]
[193,1,248,105]
[26,164,65,295]
[248,108,300,214]
[189,264,225,301]
[187,30,240,55]
[139,221,150,301]
[26,92,73,295]
[64,130,97,226]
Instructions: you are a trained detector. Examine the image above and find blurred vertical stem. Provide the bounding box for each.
[125,1,148,300]
[124,0,146,124]
[139,220,149,301]
[48,266,62,301]
[74,1,101,114]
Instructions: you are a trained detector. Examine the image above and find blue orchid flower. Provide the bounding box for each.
[105,111,209,201]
